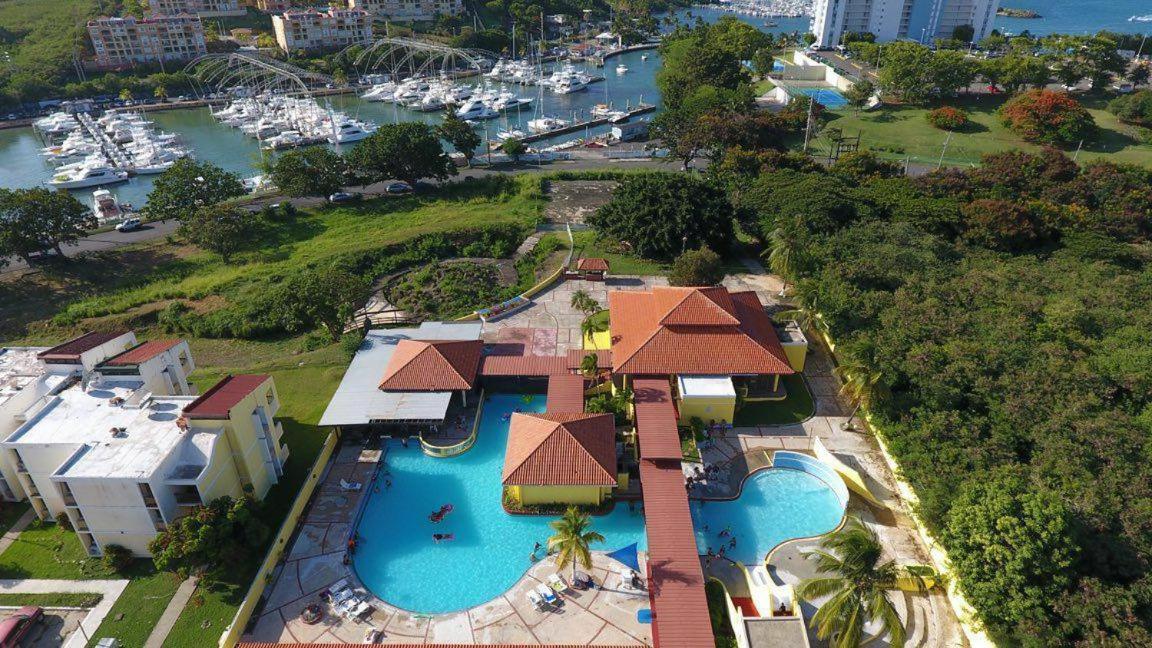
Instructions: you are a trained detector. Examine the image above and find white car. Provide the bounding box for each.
[116,217,142,232]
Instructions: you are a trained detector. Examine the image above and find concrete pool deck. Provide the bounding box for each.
[245,445,653,645]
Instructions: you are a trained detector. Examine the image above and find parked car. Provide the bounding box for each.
[385,181,413,195]
[116,217,143,232]
[0,606,43,647]
[328,192,359,203]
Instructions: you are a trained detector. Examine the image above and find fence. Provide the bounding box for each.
[217,430,339,647]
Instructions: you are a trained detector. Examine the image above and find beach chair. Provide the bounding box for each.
[340,478,362,491]
[535,583,560,606]
[527,590,548,611]
[548,573,569,592]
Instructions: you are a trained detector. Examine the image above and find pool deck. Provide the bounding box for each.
[245,444,653,646]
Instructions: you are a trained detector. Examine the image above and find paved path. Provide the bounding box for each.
[0,509,36,556]
[0,578,129,648]
[144,576,198,648]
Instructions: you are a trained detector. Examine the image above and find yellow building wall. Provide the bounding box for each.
[677,396,736,425]
[511,485,610,506]
[198,435,245,502]
[189,377,284,501]
[781,343,807,372]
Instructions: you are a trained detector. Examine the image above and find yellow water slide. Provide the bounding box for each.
[812,438,885,508]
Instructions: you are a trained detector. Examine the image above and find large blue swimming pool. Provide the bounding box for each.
[354,393,845,613]
[352,393,647,614]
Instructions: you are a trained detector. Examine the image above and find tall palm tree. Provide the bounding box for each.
[581,316,608,348]
[580,352,600,378]
[834,360,887,431]
[763,225,805,298]
[571,290,599,316]
[796,516,925,648]
[548,506,605,580]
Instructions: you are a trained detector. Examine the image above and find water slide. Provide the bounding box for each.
[811,438,885,508]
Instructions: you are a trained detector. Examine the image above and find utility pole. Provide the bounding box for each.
[802,96,815,153]
[1073,139,1083,161]
[936,130,952,169]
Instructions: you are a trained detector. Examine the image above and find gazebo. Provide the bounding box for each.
[575,257,609,281]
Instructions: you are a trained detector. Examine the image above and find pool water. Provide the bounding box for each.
[793,87,850,109]
[691,469,845,565]
[352,393,648,614]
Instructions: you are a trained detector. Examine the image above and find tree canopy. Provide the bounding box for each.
[269,147,349,198]
[347,122,457,186]
[178,204,253,262]
[0,188,94,262]
[149,496,270,580]
[145,159,246,222]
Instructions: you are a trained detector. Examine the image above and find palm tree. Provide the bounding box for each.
[775,293,829,340]
[570,290,599,316]
[834,360,886,431]
[580,352,599,378]
[548,506,605,580]
[763,225,804,297]
[580,316,608,348]
[153,85,168,102]
[796,516,925,648]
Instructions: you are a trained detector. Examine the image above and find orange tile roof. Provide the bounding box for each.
[609,287,794,376]
[576,257,609,271]
[183,374,270,419]
[479,354,570,377]
[565,348,610,370]
[379,340,482,391]
[632,377,683,460]
[37,331,130,363]
[240,644,635,648]
[100,339,181,366]
[546,374,587,414]
[502,412,616,486]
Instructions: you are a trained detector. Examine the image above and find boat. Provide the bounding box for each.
[527,116,570,133]
[497,128,526,141]
[48,165,129,189]
[329,120,376,144]
[361,82,397,102]
[1130,14,1152,22]
[641,54,649,61]
[456,98,499,120]
[616,64,628,74]
[91,189,127,223]
[552,73,587,94]
[265,130,305,150]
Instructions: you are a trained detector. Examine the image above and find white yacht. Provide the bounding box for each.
[616,64,628,74]
[456,98,499,120]
[361,82,397,102]
[497,128,526,140]
[91,189,127,223]
[488,92,533,112]
[49,165,129,189]
[329,120,376,144]
[552,74,587,94]
[265,130,305,150]
[527,116,569,133]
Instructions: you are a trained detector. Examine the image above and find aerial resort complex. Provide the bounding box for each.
[230,275,935,648]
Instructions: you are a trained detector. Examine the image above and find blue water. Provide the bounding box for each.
[351,393,648,614]
[794,88,849,109]
[994,0,1151,36]
[691,469,845,566]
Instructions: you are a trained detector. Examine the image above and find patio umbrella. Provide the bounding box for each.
[606,543,640,572]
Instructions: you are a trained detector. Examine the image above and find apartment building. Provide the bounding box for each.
[87,14,208,69]
[271,7,372,53]
[0,332,288,557]
[253,0,293,11]
[811,0,1000,47]
[148,0,246,17]
[348,0,464,22]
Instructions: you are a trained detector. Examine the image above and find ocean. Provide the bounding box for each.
[993,0,1152,36]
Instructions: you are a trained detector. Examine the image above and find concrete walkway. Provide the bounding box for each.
[0,578,129,648]
[144,576,198,648]
[0,509,36,556]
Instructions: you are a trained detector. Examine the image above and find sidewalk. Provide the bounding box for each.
[144,576,198,648]
[0,578,129,648]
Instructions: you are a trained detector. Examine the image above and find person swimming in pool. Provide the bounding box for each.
[433,533,455,543]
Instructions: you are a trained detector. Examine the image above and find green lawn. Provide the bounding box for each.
[809,94,1152,168]
[90,568,183,648]
[570,230,669,276]
[0,503,29,534]
[0,592,102,608]
[733,375,815,426]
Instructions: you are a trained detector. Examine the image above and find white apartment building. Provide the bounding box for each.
[811,0,1000,48]
[348,0,463,22]
[0,332,287,557]
[148,0,246,18]
[271,7,372,53]
[87,14,208,69]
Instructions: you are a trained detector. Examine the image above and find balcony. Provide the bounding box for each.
[62,493,77,507]
[74,518,89,532]
[142,494,158,508]
[173,490,202,507]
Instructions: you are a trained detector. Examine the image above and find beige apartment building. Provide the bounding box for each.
[87,14,208,69]
[349,0,463,21]
[271,7,372,52]
[252,0,292,11]
[148,0,246,17]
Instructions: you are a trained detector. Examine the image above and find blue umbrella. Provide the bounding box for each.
[606,542,640,571]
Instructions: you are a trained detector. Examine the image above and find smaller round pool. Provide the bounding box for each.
[690,468,846,565]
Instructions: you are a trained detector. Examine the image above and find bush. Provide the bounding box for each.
[926,106,970,131]
[102,544,134,573]
[668,247,724,286]
[1108,90,1152,125]
[54,512,72,531]
[999,90,1097,145]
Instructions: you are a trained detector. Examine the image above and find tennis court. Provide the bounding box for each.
[792,87,849,109]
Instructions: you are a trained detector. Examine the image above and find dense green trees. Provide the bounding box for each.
[667,246,723,286]
[347,123,457,186]
[177,204,254,262]
[438,113,482,165]
[0,187,94,263]
[149,496,270,580]
[269,147,349,198]
[145,159,246,222]
[587,173,733,260]
[750,147,1152,643]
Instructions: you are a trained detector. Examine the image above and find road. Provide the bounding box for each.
[0,155,680,276]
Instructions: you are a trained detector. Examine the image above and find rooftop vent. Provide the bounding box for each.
[109,426,127,438]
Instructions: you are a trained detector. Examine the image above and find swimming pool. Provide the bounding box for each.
[352,393,647,614]
[792,87,850,109]
[690,468,846,566]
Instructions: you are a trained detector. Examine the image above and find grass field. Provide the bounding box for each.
[0,592,102,608]
[810,94,1152,168]
[733,375,814,426]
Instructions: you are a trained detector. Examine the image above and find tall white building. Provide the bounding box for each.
[811,0,1000,48]
[0,332,288,557]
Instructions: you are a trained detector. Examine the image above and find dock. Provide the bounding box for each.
[513,102,656,145]
[74,112,134,171]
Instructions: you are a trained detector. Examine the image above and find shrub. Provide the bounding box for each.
[668,247,724,286]
[999,90,1097,145]
[55,512,73,531]
[102,544,134,573]
[926,106,970,131]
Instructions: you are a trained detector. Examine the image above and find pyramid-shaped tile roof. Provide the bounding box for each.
[502,412,617,486]
[378,340,482,391]
[609,286,793,376]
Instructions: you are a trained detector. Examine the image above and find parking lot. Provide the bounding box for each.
[0,608,89,647]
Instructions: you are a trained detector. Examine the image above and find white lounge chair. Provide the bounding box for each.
[536,583,560,605]
[547,573,569,592]
[340,478,362,491]
[527,590,547,611]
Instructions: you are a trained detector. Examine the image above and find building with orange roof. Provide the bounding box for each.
[502,412,619,505]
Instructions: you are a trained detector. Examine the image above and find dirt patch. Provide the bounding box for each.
[544,180,618,224]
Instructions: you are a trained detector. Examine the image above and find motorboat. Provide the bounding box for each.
[91,189,127,223]
[552,74,587,94]
[615,64,628,74]
[412,93,446,112]
[456,98,499,120]
[265,130,305,149]
[329,120,376,144]
[497,128,526,140]
[361,82,397,102]
[488,92,532,112]
[527,116,569,133]
[1129,14,1152,22]
[49,165,129,189]
[641,54,649,61]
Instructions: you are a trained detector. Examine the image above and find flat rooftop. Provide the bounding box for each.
[745,617,811,648]
[9,379,199,478]
[678,375,736,398]
[0,348,47,408]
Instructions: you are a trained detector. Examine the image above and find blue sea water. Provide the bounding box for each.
[993,0,1152,36]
